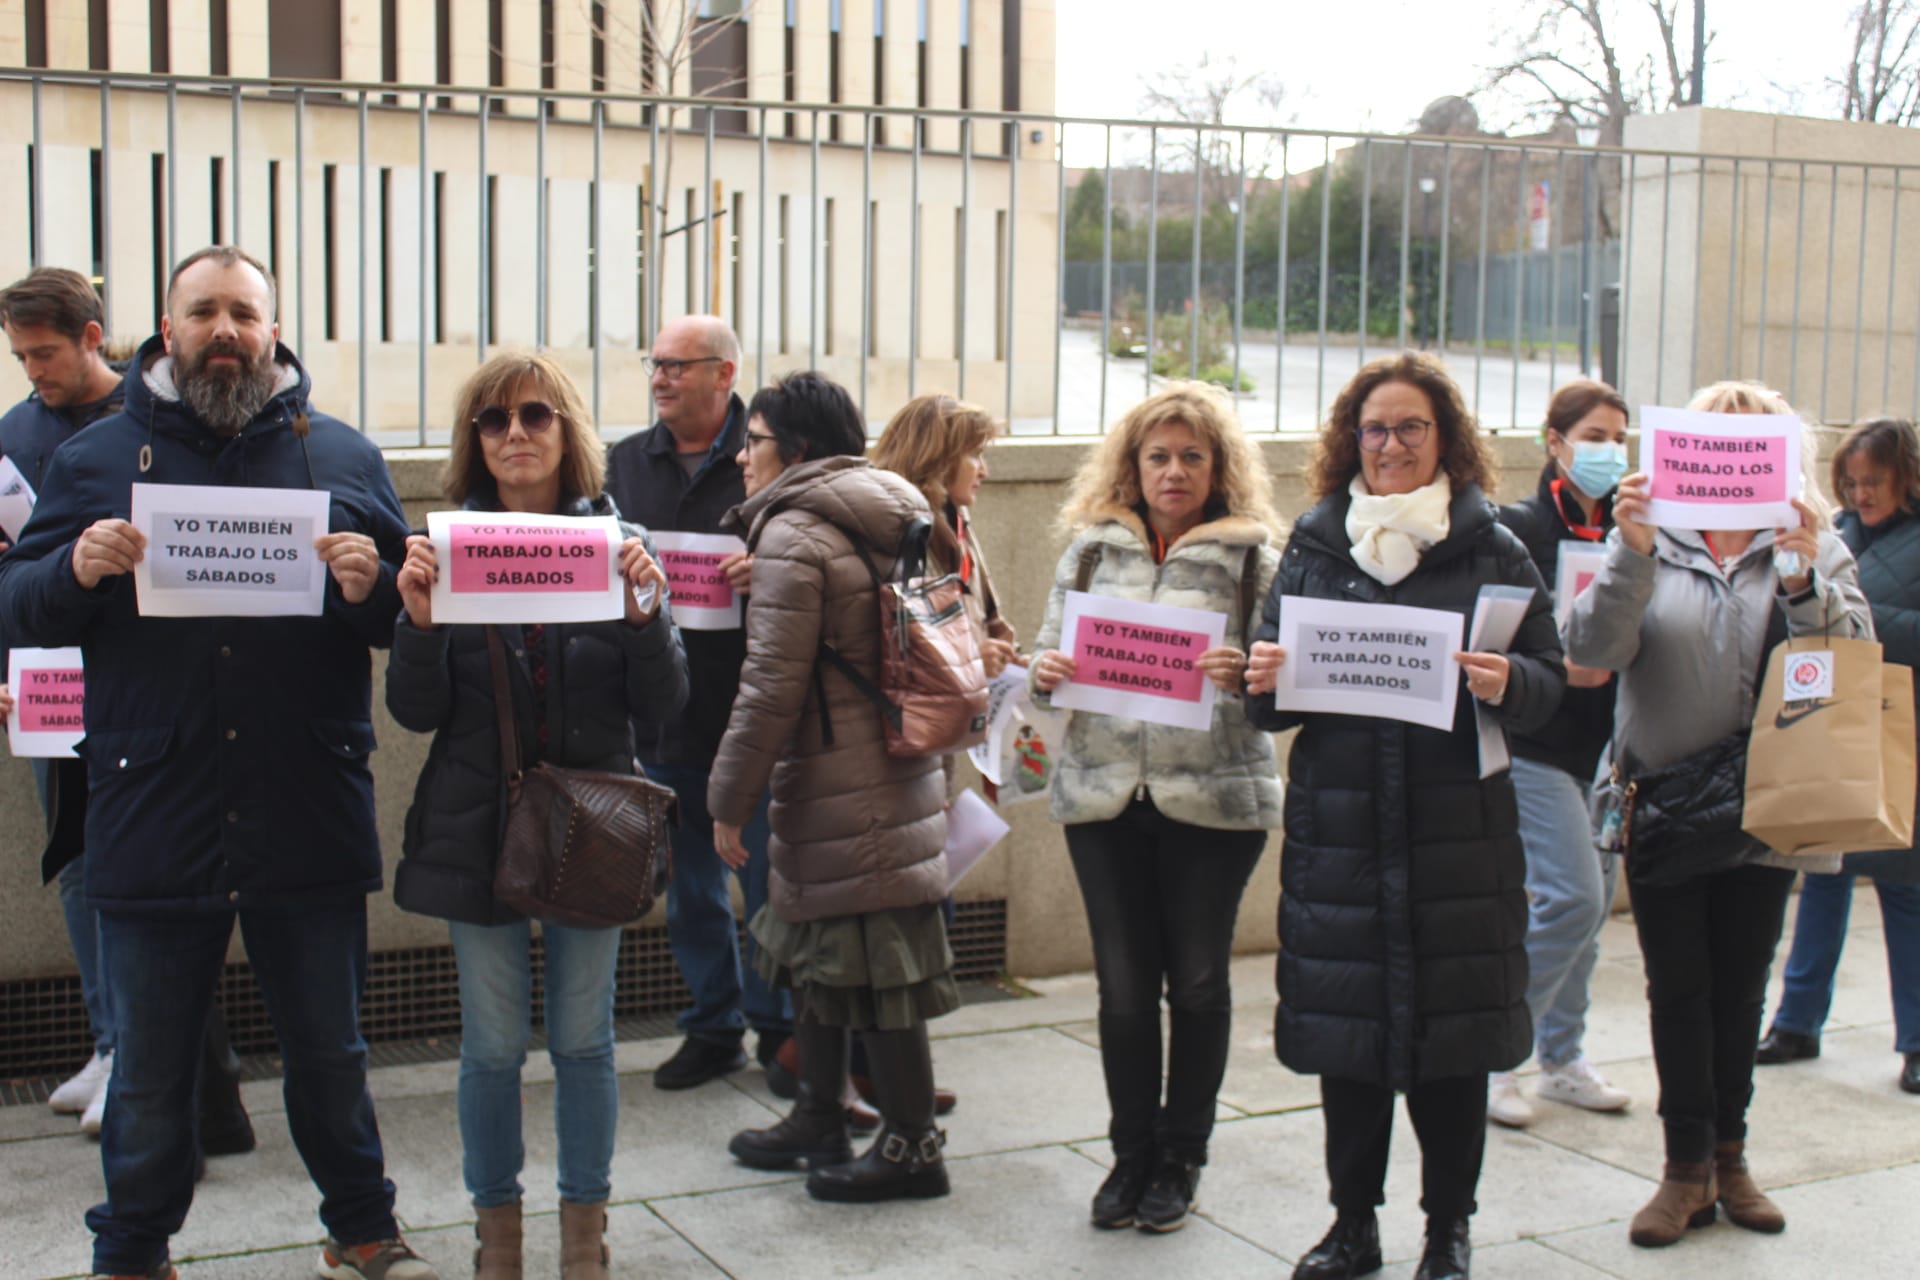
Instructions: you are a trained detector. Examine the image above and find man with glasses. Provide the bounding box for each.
[606,316,793,1091]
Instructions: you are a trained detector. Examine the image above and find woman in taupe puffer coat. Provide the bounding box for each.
[709,371,957,1205]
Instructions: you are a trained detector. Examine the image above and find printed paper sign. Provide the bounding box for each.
[1782,650,1835,701]
[1051,591,1227,731]
[7,646,84,757]
[1640,406,1803,531]
[650,531,745,630]
[1554,541,1609,625]
[1467,585,1536,779]
[1270,596,1465,732]
[0,454,35,542]
[131,483,331,617]
[428,510,625,625]
[968,662,1064,801]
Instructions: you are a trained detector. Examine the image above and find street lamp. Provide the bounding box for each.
[1576,126,1600,376]
[1418,177,1437,348]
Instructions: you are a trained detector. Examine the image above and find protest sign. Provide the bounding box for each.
[1270,596,1465,732]
[7,646,84,757]
[650,531,745,630]
[1554,541,1609,625]
[968,662,1064,802]
[0,454,35,542]
[428,510,625,625]
[131,483,331,617]
[1640,405,1802,531]
[1467,585,1535,779]
[945,788,1011,889]
[1051,591,1226,732]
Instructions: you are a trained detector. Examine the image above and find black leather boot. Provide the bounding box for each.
[728,1020,853,1170]
[807,1024,949,1202]
[197,1005,255,1157]
[1290,1211,1382,1280]
[1413,1216,1471,1280]
[1754,1026,1819,1064]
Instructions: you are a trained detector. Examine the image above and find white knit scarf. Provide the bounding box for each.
[1345,473,1452,585]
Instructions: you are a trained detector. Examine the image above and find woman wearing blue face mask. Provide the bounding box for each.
[1489,379,1633,1129]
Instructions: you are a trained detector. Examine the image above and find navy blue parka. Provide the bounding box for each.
[0,335,409,914]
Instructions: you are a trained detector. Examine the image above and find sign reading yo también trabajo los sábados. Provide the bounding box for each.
[1639,405,1803,531]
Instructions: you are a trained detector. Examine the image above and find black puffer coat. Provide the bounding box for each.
[1837,507,1920,882]
[1247,482,1566,1089]
[386,494,690,925]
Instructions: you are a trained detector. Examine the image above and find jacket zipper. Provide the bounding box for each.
[1134,552,1164,802]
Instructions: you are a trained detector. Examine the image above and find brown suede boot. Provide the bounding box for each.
[472,1201,523,1279]
[1628,1160,1718,1247]
[1714,1141,1786,1233]
[559,1200,610,1280]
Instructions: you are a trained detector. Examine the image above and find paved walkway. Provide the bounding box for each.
[5,883,1915,1279]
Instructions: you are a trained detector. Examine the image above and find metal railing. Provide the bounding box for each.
[2,68,1915,442]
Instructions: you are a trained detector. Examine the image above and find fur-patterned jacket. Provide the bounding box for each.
[1028,505,1284,830]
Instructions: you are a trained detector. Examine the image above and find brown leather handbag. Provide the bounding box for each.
[486,626,676,929]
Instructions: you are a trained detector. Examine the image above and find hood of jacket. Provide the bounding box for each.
[727,455,927,559]
[122,332,316,464]
[1070,500,1274,557]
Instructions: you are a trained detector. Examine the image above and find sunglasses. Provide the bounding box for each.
[474,401,557,437]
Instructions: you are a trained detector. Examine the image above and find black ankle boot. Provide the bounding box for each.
[728,1020,853,1170]
[1090,1151,1156,1229]
[806,1025,949,1202]
[1134,1151,1202,1232]
[1413,1217,1470,1280]
[1755,1026,1819,1064]
[1290,1212,1382,1280]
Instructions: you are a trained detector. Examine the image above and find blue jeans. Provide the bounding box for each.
[86,900,396,1276]
[449,918,622,1207]
[647,761,790,1045]
[37,759,113,1056]
[1511,755,1620,1067]
[1771,871,1920,1054]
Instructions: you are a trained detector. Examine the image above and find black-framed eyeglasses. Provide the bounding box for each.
[744,430,779,448]
[643,355,725,379]
[1356,418,1434,452]
[474,401,556,437]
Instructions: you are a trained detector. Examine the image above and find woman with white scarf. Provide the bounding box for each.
[1244,352,1567,1280]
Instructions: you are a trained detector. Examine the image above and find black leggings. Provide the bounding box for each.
[1320,1074,1489,1221]
[1627,860,1795,1161]
[1065,797,1265,1162]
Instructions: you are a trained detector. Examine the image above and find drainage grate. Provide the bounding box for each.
[0,899,1010,1093]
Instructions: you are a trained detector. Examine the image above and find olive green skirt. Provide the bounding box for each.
[750,902,960,1030]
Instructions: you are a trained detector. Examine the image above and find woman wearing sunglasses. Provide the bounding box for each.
[1244,352,1566,1280]
[386,352,687,1280]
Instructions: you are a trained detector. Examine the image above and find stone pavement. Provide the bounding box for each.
[5,883,1915,1280]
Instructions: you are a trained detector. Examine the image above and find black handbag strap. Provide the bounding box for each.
[484,626,525,797]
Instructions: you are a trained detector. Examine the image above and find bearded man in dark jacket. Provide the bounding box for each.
[0,247,439,1280]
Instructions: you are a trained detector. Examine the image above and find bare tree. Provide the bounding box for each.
[1834,1,1920,123]
[1136,53,1289,207]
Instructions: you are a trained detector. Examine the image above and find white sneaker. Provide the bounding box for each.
[49,1049,112,1114]
[80,1081,108,1137]
[1488,1071,1536,1128]
[1537,1057,1631,1112]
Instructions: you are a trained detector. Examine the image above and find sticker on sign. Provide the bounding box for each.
[1782,650,1835,701]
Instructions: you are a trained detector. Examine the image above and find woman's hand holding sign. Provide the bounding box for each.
[0,682,12,726]
[620,538,669,625]
[1773,497,1820,594]
[397,535,439,629]
[1455,650,1511,704]
[1031,648,1077,692]
[316,531,381,605]
[1244,641,1286,696]
[1613,472,1657,557]
[70,518,146,589]
[1196,646,1249,694]
[717,551,753,594]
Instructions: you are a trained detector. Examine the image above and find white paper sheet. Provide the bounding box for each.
[1050,591,1227,732]
[130,483,331,617]
[1270,596,1465,732]
[0,454,35,542]
[1639,405,1803,531]
[7,646,84,758]
[1467,585,1536,779]
[944,787,1011,890]
[1553,540,1610,626]
[967,663,1066,803]
[649,530,745,629]
[428,510,626,625]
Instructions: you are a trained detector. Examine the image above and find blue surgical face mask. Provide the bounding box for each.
[1567,440,1628,498]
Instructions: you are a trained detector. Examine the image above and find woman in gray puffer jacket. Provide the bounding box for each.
[1027,382,1283,1234]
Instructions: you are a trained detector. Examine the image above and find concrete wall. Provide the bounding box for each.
[0,430,1558,985]
[1622,107,1920,423]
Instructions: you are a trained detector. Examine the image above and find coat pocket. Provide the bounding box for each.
[78,724,175,773]
[308,717,379,761]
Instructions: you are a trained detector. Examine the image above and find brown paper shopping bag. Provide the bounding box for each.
[1743,636,1916,857]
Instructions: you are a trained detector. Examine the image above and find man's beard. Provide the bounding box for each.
[175,341,278,437]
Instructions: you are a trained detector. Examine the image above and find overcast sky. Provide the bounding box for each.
[1053,0,1863,167]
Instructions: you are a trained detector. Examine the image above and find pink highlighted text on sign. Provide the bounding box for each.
[1649,430,1789,505]
[7,645,84,758]
[1638,405,1802,532]
[1070,616,1209,704]
[1049,591,1226,732]
[650,531,747,629]
[448,522,610,594]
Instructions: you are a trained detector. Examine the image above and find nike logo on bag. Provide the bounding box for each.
[1774,699,1830,730]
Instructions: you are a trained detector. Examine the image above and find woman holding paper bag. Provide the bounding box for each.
[1243,351,1565,1280]
[386,352,687,1280]
[1565,380,1870,1249]
[1757,415,1920,1095]
[1027,381,1283,1234]
[1488,379,1634,1128]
